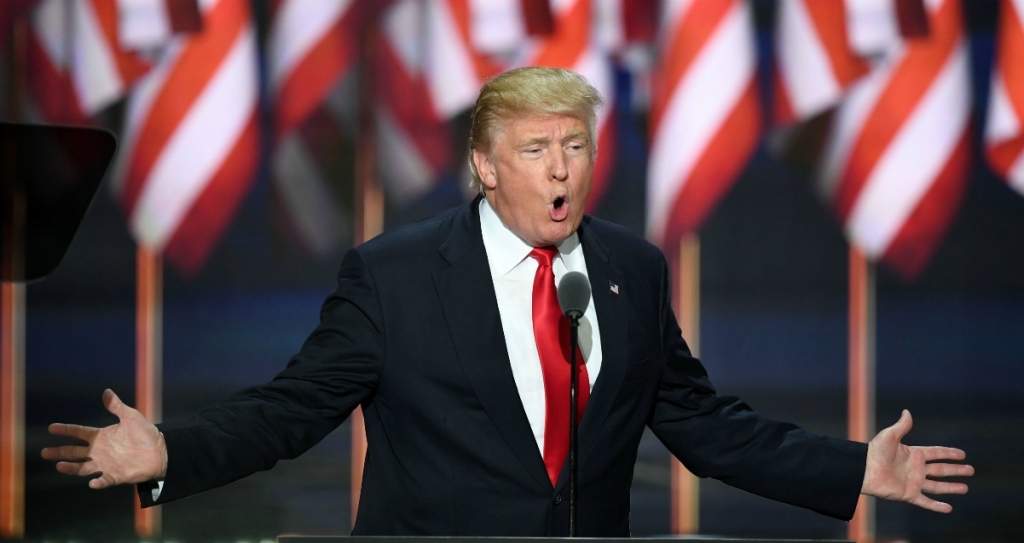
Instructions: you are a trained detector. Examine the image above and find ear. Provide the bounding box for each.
[472,149,498,190]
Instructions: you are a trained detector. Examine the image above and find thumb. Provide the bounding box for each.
[102,389,131,419]
[890,409,913,441]
[88,474,114,490]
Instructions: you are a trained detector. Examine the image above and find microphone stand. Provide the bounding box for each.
[568,312,581,537]
[558,270,590,538]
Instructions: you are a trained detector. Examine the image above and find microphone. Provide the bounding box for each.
[556,270,590,537]
[557,271,591,322]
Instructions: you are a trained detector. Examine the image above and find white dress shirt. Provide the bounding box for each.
[478,198,603,455]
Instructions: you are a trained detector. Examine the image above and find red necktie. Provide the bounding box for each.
[530,247,589,486]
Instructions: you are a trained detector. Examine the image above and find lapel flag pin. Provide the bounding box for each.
[609,281,619,295]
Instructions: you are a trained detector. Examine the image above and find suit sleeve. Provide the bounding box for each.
[139,248,385,506]
[646,254,867,520]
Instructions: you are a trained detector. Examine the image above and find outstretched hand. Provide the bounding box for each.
[41,389,167,489]
[861,410,973,512]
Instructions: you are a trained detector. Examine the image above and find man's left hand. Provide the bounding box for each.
[861,410,974,512]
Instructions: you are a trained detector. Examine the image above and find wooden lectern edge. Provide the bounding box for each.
[276,532,851,536]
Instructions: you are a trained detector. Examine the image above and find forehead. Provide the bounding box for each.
[494,113,589,144]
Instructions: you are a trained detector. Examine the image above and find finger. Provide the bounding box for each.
[910,495,953,514]
[47,423,98,441]
[40,444,91,462]
[920,446,967,462]
[55,461,99,477]
[926,462,975,479]
[921,480,969,495]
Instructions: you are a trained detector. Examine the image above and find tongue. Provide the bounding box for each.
[550,200,568,221]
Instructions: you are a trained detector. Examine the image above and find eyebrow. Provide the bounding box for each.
[563,130,588,143]
[514,131,590,150]
[515,136,550,150]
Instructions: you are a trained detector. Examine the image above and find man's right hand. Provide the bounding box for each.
[41,389,168,489]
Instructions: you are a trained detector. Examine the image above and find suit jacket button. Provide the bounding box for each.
[554,495,563,505]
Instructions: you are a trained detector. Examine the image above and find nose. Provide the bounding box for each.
[549,150,568,181]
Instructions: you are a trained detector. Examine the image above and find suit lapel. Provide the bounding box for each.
[564,219,628,486]
[433,199,551,490]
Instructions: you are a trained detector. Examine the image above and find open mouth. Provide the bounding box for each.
[550,195,568,221]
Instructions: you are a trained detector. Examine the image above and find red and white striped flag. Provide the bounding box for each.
[116,0,203,51]
[593,0,658,137]
[374,0,456,205]
[424,0,501,120]
[594,0,657,51]
[270,89,355,257]
[23,0,150,124]
[773,0,870,126]
[269,0,360,140]
[111,0,261,274]
[646,0,762,249]
[985,0,1024,197]
[817,0,970,278]
[268,0,362,256]
[468,0,528,56]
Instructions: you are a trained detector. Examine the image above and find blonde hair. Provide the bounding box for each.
[467,67,604,190]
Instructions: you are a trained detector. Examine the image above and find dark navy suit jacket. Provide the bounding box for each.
[141,197,867,535]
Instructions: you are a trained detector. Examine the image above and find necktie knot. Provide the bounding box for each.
[530,246,558,268]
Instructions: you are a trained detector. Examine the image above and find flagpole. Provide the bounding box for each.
[134,247,163,538]
[0,173,26,541]
[671,234,700,534]
[847,246,875,543]
[0,15,28,539]
[0,285,25,540]
[351,16,383,527]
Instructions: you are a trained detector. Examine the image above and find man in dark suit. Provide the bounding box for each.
[43,67,972,536]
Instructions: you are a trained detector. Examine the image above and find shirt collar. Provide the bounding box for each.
[479,197,581,277]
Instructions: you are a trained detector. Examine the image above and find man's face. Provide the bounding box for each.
[474,114,593,247]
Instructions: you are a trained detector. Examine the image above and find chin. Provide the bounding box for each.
[546,226,575,245]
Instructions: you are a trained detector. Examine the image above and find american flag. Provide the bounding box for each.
[646,0,762,250]
[267,0,363,256]
[985,0,1024,197]
[110,0,261,274]
[23,0,151,124]
[814,0,970,278]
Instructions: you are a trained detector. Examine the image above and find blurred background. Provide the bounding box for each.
[2,0,1023,541]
